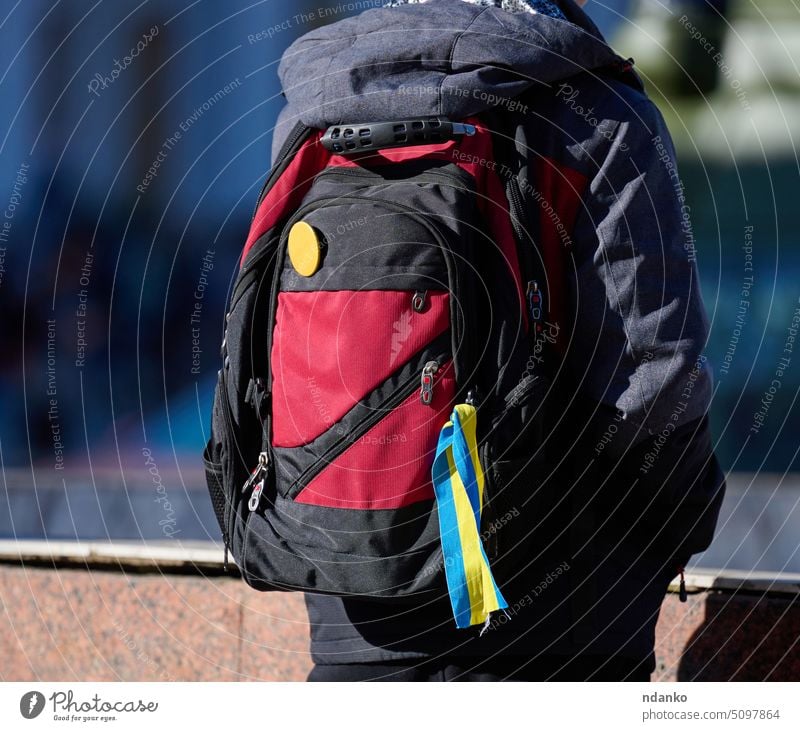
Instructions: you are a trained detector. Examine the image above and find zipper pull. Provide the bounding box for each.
[526,280,542,323]
[412,290,427,312]
[248,478,265,512]
[678,566,687,603]
[420,360,439,405]
[245,451,270,512]
[246,377,270,423]
[242,451,269,494]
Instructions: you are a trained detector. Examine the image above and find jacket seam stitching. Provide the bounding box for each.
[440,6,491,115]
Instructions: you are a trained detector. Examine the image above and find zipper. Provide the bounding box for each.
[286,355,448,497]
[242,451,270,513]
[507,176,532,249]
[508,176,549,307]
[235,231,280,290]
[374,198,472,386]
[216,368,240,570]
[313,165,475,189]
[419,360,439,405]
[229,269,259,314]
[508,175,554,360]
[526,280,543,325]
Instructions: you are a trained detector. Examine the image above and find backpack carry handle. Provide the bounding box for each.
[320,117,475,155]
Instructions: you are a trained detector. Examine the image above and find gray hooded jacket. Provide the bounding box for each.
[269,0,725,668]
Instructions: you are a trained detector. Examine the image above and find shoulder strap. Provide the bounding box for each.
[480,107,560,377]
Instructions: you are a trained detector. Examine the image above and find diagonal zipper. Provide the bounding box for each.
[287,355,449,498]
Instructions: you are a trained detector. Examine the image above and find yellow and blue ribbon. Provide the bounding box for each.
[432,404,507,628]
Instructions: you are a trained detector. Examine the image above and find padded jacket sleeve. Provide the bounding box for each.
[565,94,725,561]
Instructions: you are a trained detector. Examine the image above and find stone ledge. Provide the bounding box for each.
[1,542,798,682]
[668,567,800,596]
[0,539,231,572]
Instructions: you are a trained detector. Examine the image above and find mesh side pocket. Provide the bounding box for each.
[203,440,226,536]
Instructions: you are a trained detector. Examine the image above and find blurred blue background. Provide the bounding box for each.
[1,0,799,574]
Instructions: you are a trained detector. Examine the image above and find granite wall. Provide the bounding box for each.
[2,564,797,681]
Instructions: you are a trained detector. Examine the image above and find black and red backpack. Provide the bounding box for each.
[203,113,560,629]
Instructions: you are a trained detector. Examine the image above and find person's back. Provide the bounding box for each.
[267,0,725,681]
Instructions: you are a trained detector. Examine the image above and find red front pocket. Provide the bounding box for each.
[294,364,455,509]
[271,289,449,448]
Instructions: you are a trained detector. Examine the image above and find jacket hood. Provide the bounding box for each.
[277,0,624,128]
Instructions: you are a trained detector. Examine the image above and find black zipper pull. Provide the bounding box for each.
[678,565,687,603]
[412,290,428,312]
[526,280,543,323]
[223,540,229,572]
[420,360,439,405]
[245,378,270,423]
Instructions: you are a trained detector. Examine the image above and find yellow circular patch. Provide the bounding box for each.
[287,221,324,276]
